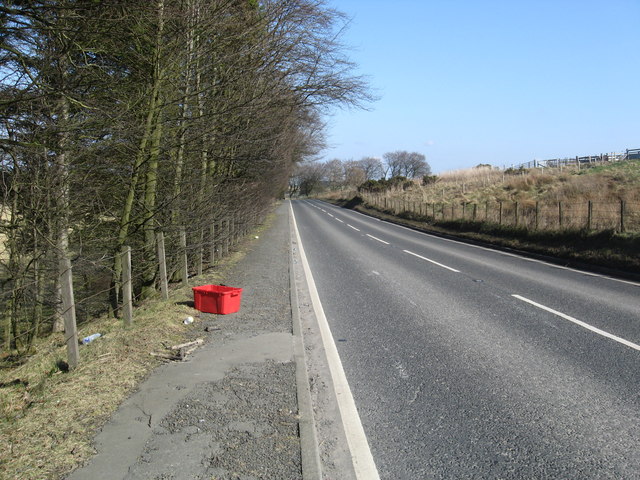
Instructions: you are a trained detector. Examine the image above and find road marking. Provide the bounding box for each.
[327,213,334,217]
[403,250,460,273]
[336,218,344,223]
[512,294,640,351]
[366,234,389,245]
[372,270,380,276]
[290,203,381,480]
[345,207,640,287]
[347,224,360,231]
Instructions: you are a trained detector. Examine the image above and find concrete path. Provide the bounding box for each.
[68,203,319,480]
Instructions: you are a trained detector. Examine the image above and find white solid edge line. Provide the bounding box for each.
[290,203,381,480]
[366,234,389,245]
[403,250,460,273]
[512,294,640,351]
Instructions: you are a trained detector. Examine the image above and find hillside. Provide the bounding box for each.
[323,159,640,275]
[385,159,640,206]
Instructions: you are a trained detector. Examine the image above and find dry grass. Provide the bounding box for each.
[366,160,640,228]
[0,219,265,479]
[437,166,503,185]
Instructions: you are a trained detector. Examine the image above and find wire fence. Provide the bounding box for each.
[507,148,640,171]
[361,193,640,234]
[0,205,271,363]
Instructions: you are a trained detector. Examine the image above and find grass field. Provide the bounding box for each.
[321,159,640,274]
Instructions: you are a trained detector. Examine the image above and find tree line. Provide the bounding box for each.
[290,150,431,196]
[0,0,369,354]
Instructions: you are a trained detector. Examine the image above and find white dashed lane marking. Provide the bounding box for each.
[512,294,640,352]
[366,234,390,245]
[403,250,460,273]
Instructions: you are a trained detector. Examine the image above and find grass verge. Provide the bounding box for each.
[0,214,274,480]
[328,196,640,277]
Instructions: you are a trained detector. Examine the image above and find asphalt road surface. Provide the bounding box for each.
[291,199,640,479]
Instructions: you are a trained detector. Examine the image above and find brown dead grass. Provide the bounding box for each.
[1,302,187,478]
[0,217,267,479]
[364,160,640,227]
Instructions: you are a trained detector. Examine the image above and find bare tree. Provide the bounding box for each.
[383,151,430,178]
[0,0,373,354]
[324,159,344,187]
[343,160,366,186]
[356,157,384,180]
[289,161,326,196]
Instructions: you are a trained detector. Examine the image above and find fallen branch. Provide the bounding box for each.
[150,351,181,361]
[183,345,200,356]
[170,338,204,351]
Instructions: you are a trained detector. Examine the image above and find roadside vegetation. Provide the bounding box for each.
[1,1,368,363]
[316,159,640,274]
[0,219,263,480]
[1,1,370,477]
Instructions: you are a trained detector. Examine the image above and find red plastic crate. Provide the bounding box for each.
[192,285,243,314]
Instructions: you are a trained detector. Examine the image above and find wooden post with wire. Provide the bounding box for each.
[60,256,79,368]
[156,232,169,300]
[180,227,188,287]
[209,223,216,265]
[121,246,133,326]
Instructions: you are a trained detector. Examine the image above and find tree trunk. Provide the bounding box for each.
[140,0,166,300]
[170,0,196,227]
[54,91,76,342]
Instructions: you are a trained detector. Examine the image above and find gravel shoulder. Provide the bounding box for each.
[67,203,309,480]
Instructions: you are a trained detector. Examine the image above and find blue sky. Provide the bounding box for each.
[322,0,640,173]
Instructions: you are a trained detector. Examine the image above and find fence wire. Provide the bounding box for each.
[362,193,639,234]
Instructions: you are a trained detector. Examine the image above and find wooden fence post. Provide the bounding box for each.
[209,223,216,265]
[514,201,519,227]
[197,229,204,276]
[535,202,539,230]
[60,256,79,369]
[499,201,503,225]
[156,232,169,300]
[121,246,133,326]
[587,200,593,230]
[180,226,188,287]
[558,202,563,228]
[620,199,625,233]
[224,218,230,256]
[230,215,236,246]
[230,215,238,247]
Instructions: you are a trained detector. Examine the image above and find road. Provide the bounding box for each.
[291,199,640,479]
